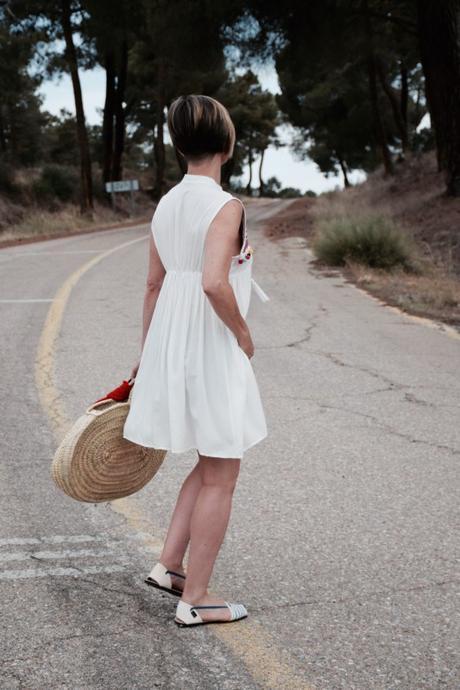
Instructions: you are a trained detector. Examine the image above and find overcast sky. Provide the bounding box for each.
[38,65,365,194]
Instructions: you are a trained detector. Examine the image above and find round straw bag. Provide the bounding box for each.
[51,387,166,502]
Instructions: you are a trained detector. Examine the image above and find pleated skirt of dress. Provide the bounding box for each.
[122,265,267,459]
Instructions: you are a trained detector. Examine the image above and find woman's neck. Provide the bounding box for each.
[186,155,222,185]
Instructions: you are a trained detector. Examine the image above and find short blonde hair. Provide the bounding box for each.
[167,95,236,162]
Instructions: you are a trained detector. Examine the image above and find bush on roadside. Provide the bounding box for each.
[32,164,78,204]
[312,215,419,271]
[0,162,19,196]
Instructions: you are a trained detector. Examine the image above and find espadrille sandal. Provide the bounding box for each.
[145,562,185,596]
[175,599,248,627]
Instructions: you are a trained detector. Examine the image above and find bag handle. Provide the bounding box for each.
[86,378,135,416]
[86,398,128,416]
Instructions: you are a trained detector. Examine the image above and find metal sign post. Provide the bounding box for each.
[105,179,140,216]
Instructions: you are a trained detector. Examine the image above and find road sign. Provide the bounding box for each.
[105,179,139,215]
[105,179,139,193]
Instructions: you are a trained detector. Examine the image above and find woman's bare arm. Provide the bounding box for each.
[202,200,254,358]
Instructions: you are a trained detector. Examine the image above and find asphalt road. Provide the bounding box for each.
[1,198,459,690]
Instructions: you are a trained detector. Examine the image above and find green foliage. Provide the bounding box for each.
[238,1,427,180]
[0,0,439,207]
[213,71,280,191]
[261,176,282,197]
[32,164,79,203]
[0,17,46,166]
[41,110,80,165]
[412,127,435,155]
[278,186,303,198]
[257,176,304,198]
[312,215,417,271]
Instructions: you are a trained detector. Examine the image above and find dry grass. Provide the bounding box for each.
[308,155,460,327]
[345,261,460,324]
[312,214,419,271]
[0,196,153,247]
[1,206,97,242]
[312,154,460,274]
[265,152,460,328]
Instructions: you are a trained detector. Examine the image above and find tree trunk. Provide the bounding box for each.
[0,105,7,154]
[363,0,394,176]
[376,57,409,153]
[258,148,265,196]
[153,108,165,199]
[338,156,351,187]
[153,103,165,199]
[112,39,128,182]
[102,50,116,184]
[61,0,93,212]
[153,60,166,200]
[400,61,409,138]
[417,0,460,195]
[246,148,253,196]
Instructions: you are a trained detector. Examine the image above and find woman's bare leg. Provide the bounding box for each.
[180,454,241,622]
[158,462,203,588]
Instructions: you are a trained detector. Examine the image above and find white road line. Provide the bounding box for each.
[8,250,107,256]
[0,532,154,548]
[0,299,58,303]
[0,230,147,265]
[0,250,105,259]
[0,547,122,563]
[0,564,127,581]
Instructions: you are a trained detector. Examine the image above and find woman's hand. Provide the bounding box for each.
[238,330,254,359]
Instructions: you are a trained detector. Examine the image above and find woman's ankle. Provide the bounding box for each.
[160,557,185,574]
[181,588,208,604]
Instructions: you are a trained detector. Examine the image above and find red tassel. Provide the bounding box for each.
[93,379,133,404]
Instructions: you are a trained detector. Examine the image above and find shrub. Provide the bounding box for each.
[278,186,303,198]
[32,164,78,204]
[312,215,418,271]
[0,162,18,196]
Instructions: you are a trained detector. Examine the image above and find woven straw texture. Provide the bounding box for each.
[51,391,166,502]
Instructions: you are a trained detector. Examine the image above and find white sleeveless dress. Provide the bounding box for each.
[122,173,269,459]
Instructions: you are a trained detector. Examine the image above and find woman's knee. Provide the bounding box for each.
[198,456,240,491]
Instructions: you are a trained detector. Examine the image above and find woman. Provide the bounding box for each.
[123,94,268,627]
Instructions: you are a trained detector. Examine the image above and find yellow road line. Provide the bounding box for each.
[34,228,315,690]
[214,623,316,690]
[35,234,147,438]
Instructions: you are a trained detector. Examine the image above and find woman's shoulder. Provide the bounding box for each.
[204,187,245,209]
[216,193,246,223]
[204,189,245,220]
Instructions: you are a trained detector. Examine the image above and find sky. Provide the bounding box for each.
[38,65,365,194]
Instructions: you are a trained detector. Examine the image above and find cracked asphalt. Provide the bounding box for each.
[1,198,459,689]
